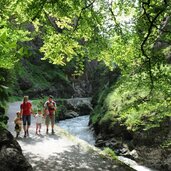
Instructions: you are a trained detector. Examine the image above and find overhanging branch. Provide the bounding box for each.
[141,1,167,93]
[73,0,96,31]
[108,7,123,35]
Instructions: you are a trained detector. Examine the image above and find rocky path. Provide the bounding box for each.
[7,102,134,171]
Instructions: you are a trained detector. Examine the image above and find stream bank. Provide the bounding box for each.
[59,115,157,171]
[57,97,170,171]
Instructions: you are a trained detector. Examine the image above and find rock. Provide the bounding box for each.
[64,111,79,119]
[135,146,171,171]
[130,149,138,159]
[0,128,33,171]
[95,139,106,147]
[63,98,93,115]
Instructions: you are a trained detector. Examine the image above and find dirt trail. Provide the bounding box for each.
[7,102,133,171]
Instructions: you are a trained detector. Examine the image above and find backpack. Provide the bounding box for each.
[47,101,55,110]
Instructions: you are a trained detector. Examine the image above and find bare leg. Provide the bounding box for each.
[36,123,38,134]
[26,125,30,136]
[39,124,41,133]
[52,123,54,129]
[45,115,49,134]
[51,120,55,134]
[16,132,19,138]
[23,125,27,137]
[46,124,49,134]
[51,114,55,134]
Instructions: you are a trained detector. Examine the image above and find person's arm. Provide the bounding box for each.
[20,104,23,119]
[30,106,34,115]
[33,113,36,117]
[30,102,34,115]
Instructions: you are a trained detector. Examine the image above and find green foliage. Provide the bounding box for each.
[11,59,71,97]
[0,68,15,129]
[32,97,46,112]
[161,139,171,149]
[91,68,171,133]
[102,147,118,160]
[0,0,171,139]
[0,105,8,129]
[0,17,31,69]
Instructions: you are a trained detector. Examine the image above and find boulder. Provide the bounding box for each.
[63,98,93,116]
[64,111,79,119]
[0,128,32,171]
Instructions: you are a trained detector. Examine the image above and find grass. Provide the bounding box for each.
[101,147,118,160]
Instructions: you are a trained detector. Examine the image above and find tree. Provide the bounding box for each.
[0,0,171,130]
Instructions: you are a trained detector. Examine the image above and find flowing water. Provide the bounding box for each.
[59,115,95,145]
[58,115,157,171]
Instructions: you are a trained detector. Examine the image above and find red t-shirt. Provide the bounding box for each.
[20,102,32,115]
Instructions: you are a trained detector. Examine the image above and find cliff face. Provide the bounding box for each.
[11,55,120,99]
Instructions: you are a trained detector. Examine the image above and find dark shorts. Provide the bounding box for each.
[22,115,31,125]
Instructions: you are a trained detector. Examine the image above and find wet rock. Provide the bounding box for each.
[129,149,138,159]
[64,111,79,119]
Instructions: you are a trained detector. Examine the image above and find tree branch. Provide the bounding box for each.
[44,10,63,33]
[108,6,123,35]
[141,1,166,93]
[32,0,47,21]
[73,0,96,31]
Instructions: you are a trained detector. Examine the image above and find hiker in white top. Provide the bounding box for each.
[34,109,44,135]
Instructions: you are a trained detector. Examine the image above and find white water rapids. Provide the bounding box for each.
[58,115,158,171]
[59,115,95,145]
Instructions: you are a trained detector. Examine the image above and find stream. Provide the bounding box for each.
[58,115,157,171]
[59,115,95,145]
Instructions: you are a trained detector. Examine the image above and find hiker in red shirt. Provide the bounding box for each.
[20,96,33,138]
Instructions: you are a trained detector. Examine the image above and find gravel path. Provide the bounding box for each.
[7,102,134,171]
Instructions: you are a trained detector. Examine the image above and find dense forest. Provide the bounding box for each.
[0,0,171,170]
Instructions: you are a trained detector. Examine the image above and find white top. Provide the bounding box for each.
[35,114,43,124]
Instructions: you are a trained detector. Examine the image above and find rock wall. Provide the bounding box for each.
[90,112,171,171]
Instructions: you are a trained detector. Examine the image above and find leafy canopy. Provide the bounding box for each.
[0,0,171,135]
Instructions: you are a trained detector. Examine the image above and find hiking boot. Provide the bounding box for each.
[24,131,27,138]
[26,130,29,136]
[52,129,55,134]
[46,129,49,134]
[16,132,19,138]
